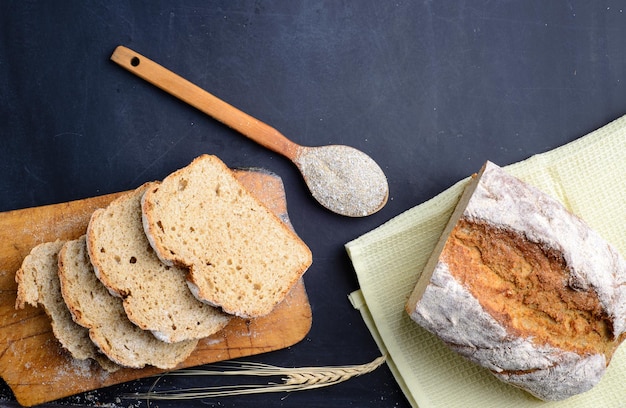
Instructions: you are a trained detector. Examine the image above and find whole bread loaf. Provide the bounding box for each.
[406,161,626,401]
[58,236,198,369]
[15,240,118,372]
[87,182,231,343]
[141,155,312,318]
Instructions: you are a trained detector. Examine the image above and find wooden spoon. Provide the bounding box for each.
[110,46,388,217]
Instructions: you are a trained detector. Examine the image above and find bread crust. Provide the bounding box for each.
[406,161,626,401]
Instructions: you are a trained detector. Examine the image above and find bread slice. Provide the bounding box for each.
[406,161,626,401]
[15,240,118,372]
[58,236,198,369]
[86,182,231,343]
[141,155,312,318]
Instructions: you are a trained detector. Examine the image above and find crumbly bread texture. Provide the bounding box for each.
[406,161,626,401]
[58,236,198,369]
[141,155,312,318]
[87,182,231,343]
[15,240,118,372]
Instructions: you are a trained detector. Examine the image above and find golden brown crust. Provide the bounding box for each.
[444,219,619,359]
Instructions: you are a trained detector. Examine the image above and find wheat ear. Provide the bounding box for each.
[125,355,386,400]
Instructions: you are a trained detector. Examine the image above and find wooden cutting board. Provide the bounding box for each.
[0,168,312,407]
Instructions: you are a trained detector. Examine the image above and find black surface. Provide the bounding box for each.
[1,1,625,407]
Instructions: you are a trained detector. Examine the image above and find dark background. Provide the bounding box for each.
[1,1,625,407]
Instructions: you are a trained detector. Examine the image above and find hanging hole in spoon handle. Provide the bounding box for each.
[110,45,389,217]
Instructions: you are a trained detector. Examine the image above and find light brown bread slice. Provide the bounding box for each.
[86,182,231,343]
[141,154,312,318]
[15,240,118,372]
[57,236,198,369]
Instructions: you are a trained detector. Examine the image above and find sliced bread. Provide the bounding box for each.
[141,154,312,318]
[86,182,231,343]
[15,240,118,372]
[57,236,198,369]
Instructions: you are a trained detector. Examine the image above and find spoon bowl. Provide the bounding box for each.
[294,145,388,217]
[111,46,389,217]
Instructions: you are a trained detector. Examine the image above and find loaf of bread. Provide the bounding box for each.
[87,182,231,343]
[141,155,312,318]
[406,161,626,401]
[15,240,118,372]
[58,236,198,369]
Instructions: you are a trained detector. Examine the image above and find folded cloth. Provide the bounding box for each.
[346,114,626,407]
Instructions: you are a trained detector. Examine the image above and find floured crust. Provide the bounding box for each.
[406,161,626,401]
[58,236,197,369]
[86,182,231,343]
[141,155,312,318]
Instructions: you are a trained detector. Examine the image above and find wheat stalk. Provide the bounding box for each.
[125,355,386,401]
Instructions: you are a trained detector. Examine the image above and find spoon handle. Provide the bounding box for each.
[111,46,301,161]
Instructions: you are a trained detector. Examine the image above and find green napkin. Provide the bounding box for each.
[346,115,626,407]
